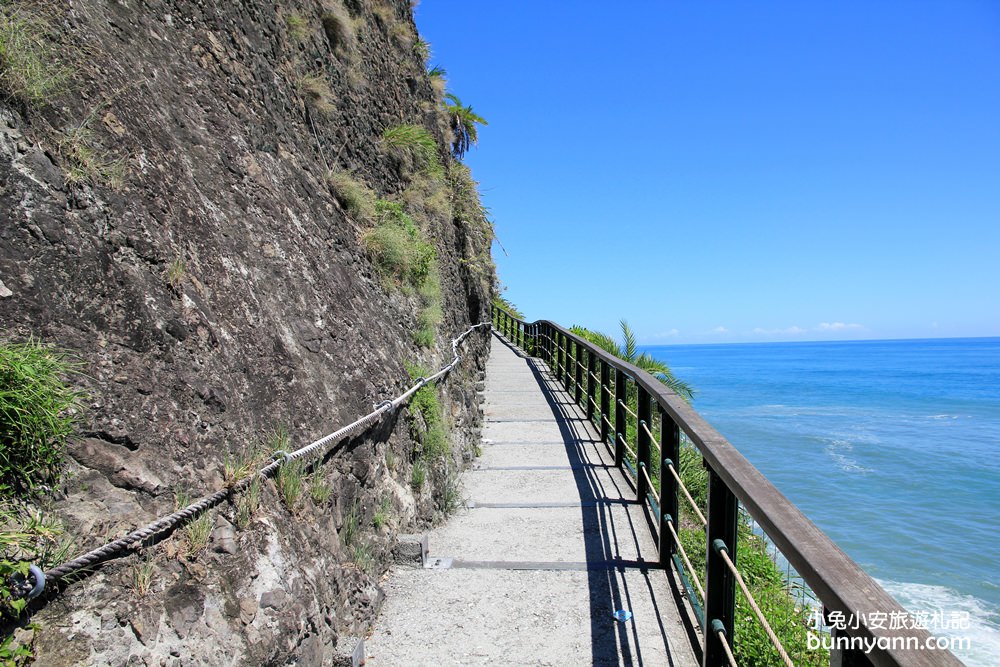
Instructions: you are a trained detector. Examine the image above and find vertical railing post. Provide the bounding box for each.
[600,360,610,445]
[586,349,596,422]
[553,331,566,382]
[703,466,738,667]
[548,325,554,366]
[518,321,524,349]
[636,385,651,502]
[545,325,551,365]
[564,337,573,393]
[659,406,680,565]
[613,369,626,467]
[574,341,583,405]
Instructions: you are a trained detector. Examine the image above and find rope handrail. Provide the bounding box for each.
[717,542,794,667]
[639,464,659,506]
[713,621,739,667]
[666,462,708,527]
[37,322,491,589]
[616,399,638,418]
[639,420,660,449]
[665,518,705,601]
[616,432,636,460]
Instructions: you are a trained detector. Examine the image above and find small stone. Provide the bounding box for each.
[238,596,257,625]
[259,588,286,610]
[211,522,238,554]
[0,279,12,298]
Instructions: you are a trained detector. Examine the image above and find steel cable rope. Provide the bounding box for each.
[32,322,491,592]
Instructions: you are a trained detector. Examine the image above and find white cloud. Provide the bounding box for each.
[711,326,729,334]
[648,329,680,340]
[818,322,863,331]
[751,325,806,336]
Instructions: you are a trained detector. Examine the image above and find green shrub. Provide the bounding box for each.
[363,200,436,288]
[382,124,442,178]
[404,362,449,459]
[0,340,83,496]
[352,541,374,574]
[0,4,68,106]
[673,442,827,666]
[413,38,430,63]
[413,271,442,348]
[327,171,376,223]
[410,460,425,489]
[1,500,70,665]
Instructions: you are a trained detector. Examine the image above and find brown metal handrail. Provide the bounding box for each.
[491,304,960,667]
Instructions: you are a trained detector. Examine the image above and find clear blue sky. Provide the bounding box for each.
[415,1,1000,344]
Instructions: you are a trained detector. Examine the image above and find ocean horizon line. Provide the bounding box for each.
[640,334,1000,349]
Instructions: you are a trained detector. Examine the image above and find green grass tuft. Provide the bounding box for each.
[0,5,68,106]
[0,340,83,496]
[404,362,450,459]
[410,460,426,489]
[362,199,437,289]
[59,126,128,189]
[372,496,391,530]
[285,13,309,42]
[275,458,305,511]
[308,472,332,504]
[382,124,442,178]
[327,170,376,224]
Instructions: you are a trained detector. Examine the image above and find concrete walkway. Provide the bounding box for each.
[366,334,699,666]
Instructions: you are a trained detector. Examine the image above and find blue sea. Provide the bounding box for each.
[643,337,1000,666]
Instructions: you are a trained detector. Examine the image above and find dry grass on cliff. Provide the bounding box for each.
[296,73,335,116]
[328,170,377,224]
[0,3,69,106]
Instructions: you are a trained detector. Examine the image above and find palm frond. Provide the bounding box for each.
[620,320,637,362]
[635,353,695,401]
[569,326,622,358]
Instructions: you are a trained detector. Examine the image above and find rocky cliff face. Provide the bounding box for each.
[1,0,493,663]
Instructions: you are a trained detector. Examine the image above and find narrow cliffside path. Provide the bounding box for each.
[367,334,699,666]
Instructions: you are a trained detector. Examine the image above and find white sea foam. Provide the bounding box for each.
[823,439,873,474]
[879,579,1000,666]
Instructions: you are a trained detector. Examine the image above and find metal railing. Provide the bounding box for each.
[491,305,961,667]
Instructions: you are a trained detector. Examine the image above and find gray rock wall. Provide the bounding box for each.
[1,0,492,664]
